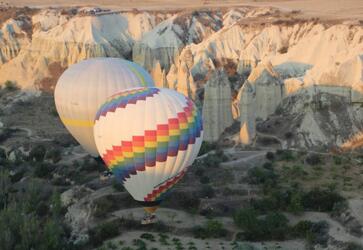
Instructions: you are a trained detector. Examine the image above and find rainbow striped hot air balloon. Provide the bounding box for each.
[54,58,154,156]
[93,87,203,216]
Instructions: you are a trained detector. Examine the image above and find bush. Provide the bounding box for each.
[302,188,345,212]
[287,191,303,214]
[89,220,120,246]
[262,161,273,170]
[291,220,314,238]
[199,185,215,198]
[198,141,217,156]
[0,148,6,159]
[265,152,275,161]
[247,166,278,187]
[140,233,155,242]
[4,80,19,91]
[194,167,204,177]
[33,162,54,178]
[345,242,363,250]
[164,191,200,212]
[233,208,259,232]
[290,220,328,246]
[333,155,342,165]
[45,148,62,163]
[112,180,124,192]
[193,220,227,239]
[200,175,210,184]
[276,149,295,161]
[202,154,224,168]
[234,208,289,241]
[35,201,49,217]
[261,212,289,240]
[305,154,321,165]
[29,145,47,162]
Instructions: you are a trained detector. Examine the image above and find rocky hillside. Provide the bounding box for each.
[0,5,362,149]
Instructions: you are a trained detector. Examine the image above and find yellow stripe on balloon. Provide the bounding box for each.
[179,123,188,129]
[169,130,180,136]
[61,117,94,127]
[133,147,145,153]
[123,151,134,158]
[157,136,169,142]
[127,63,146,86]
[145,141,157,147]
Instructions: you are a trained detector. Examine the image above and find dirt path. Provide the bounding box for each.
[221,150,267,168]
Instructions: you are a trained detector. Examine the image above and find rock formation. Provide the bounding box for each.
[238,82,256,145]
[247,61,284,120]
[166,64,178,89]
[151,61,166,87]
[174,48,197,98]
[202,69,233,142]
[0,10,136,88]
[0,18,31,65]
[133,11,222,71]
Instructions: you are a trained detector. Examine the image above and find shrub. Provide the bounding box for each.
[305,154,321,165]
[0,148,6,159]
[112,180,124,192]
[193,220,227,239]
[200,175,210,184]
[33,162,54,178]
[265,152,275,161]
[284,131,293,139]
[4,80,19,91]
[164,191,200,211]
[261,212,289,240]
[287,191,303,214]
[35,201,49,217]
[89,220,120,246]
[198,141,217,156]
[199,185,215,198]
[233,208,259,232]
[291,220,314,238]
[194,167,204,177]
[45,148,62,163]
[262,161,273,170]
[140,233,155,242]
[247,166,278,187]
[345,242,363,250]
[29,145,47,162]
[276,150,295,161]
[333,155,342,165]
[203,154,224,168]
[234,209,288,241]
[302,188,345,212]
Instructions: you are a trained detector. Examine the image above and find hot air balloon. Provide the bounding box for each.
[93,87,203,223]
[54,58,154,156]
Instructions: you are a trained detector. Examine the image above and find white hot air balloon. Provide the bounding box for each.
[54,58,154,156]
[93,87,203,219]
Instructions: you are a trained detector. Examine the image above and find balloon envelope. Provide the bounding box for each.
[94,87,203,203]
[54,58,154,156]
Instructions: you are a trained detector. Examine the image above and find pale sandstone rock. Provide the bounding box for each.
[202,69,233,142]
[238,82,256,145]
[247,61,284,120]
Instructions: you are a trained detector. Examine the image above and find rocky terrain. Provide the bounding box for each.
[0,4,362,149]
[0,2,363,250]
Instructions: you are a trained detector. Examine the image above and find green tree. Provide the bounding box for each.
[233,208,259,232]
[288,192,303,214]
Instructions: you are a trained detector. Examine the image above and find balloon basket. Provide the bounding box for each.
[141,213,158,225]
